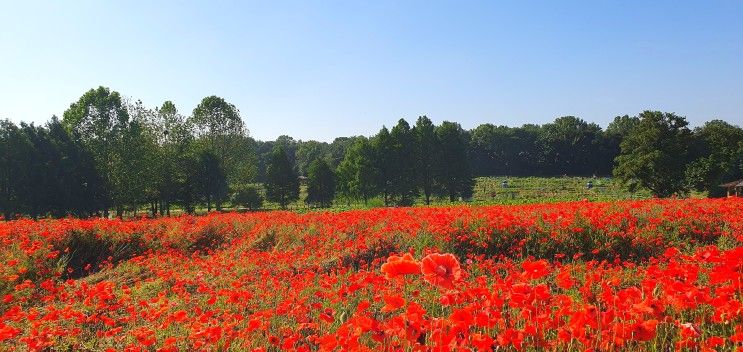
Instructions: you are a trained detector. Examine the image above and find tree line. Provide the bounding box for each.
[2,86,742,218]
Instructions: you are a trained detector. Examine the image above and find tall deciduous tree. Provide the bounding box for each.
[0,121,34,218]
[265,146,299,209]
[62,87,130,151]
[0,118,105,219]
[685,120,743,196]
[305,159,336,208]
[614,111,692,197]
[191,96,244,152]
[436,121,474,201]
[539,116,604,176]
[373,127,394,206]
[604,115,640,172]
[337,137,378,205]
[296,141,330,176]
[194,150,228,212]
[389,119,418,206]
[62,86,130,215]
[45,117,106,216]
[469,124,519,176]
[468,123,543,177]
[148,101,194,215]
[112,100,162,216]
[328,137,358,168]
[255,135,296,183]
[414,116,439,205]
[191,96,255,209]
[512,124,543,176]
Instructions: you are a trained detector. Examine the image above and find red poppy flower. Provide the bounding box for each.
[421,253,462,289]
[380,253,420,279]
[521,259,549,280]
[381,294,405,312]
[631,319,658,341]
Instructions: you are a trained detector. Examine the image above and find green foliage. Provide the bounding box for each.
[232,186,264,211]
[604,115,640,160]
[1,122,32,217]
[469,123,553,177]
[0,117,106,219]
[61,86,130,139]
[327,137,359,168]
[435,121,474,201]
[195,150,229,211]
[372,127,394,206]
[148,101,194,215]
[685,120,743,196]
[539,116,605,175]
[389,119,418,206]
[4,85,743,218]
[295,140,330,176]
[336,137,378,205]
[255,135,297,183]
[414,116,439,204]
[614,111,692,197]
[62,86,131,214]
[470,123,520,176]
[190,96,255,194]
[305,159,336,208]
[44,118,107,215]
[110,118,159,215]
[190,96,244,144]
[265,146,299,209]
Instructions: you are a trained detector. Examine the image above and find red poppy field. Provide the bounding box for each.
[1,198,742,351]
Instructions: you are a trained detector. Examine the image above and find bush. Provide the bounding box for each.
[232,186,264,211]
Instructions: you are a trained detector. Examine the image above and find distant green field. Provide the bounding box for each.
[470,176,652,204]
[254,176,652,212]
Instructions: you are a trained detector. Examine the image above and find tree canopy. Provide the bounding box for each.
[265,146,299,209]
[614,111,692,197]
[305,159,336,208]
[2,86,740,218]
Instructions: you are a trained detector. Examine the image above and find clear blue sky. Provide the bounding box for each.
[1,1,742,141]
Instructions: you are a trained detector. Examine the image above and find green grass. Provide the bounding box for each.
[471,176,652,204]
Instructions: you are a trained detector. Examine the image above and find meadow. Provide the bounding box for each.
[3,4,742,351]
[1,197,741,351]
